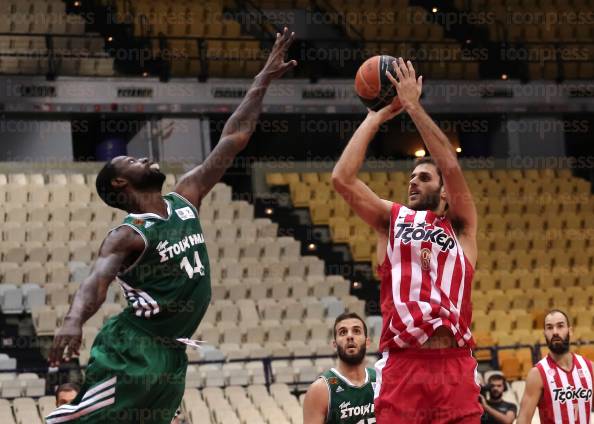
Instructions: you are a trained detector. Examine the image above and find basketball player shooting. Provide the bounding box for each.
[517,310,593,424]
[45,28,296,424]
[332,58,481,423]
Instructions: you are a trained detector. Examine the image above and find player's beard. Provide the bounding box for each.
[546,333,570,354]
[336,343,367,365]
[133,169,166,192]
[409,187,442,211]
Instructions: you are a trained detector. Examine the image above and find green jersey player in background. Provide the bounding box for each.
[46,27,297,424]
[303,313,376,424]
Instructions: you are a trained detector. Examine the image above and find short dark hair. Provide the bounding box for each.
[545,309,571,328]
[96,160,126,210]
[333,312,367,339]
[55,382,80,400]
[413,156,443,186]
[488,374,506,385]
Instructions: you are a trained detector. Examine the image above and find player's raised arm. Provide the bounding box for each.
[331,102,401,234]
[48,226,145,367]
[385,58,478,264]
[516,367,543,424]
[174,27,297,209]
[302,378,329,424]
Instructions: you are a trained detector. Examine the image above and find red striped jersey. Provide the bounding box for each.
[536,353,593,424]
[377,203,475,351]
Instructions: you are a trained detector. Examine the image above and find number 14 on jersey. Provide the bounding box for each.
[180,252,205,278]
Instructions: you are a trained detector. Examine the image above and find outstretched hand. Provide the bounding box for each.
[385,58,422,111]
[258,27,297,81]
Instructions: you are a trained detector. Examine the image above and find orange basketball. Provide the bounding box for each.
[355,55,400,111]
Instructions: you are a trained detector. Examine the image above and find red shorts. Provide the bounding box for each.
[374,347,483,424]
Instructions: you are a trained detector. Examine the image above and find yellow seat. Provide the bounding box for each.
[319,172,332,184]
[331,200,352,218]
[478,276,498,292]
[301,172,319,185]
[515,329,541,345]
[312,185,333,203]
[500,357,523,381]
[351,239,373,262]
[473,316,492,333]
[576,345,594,362]
[266,173,285,186]
[473,331,494,362]
[491,293,512,311]
[370,172,389,184]
[310,202,330,225]
[289,183,312,208]
[516,348,534,376]
[497,349,517,363]
[494,333,518,346]
[532,310,547,329]
[514,312,534,331]
[472,296,490,311]
[284,173,300,185]
[492,310,514,333]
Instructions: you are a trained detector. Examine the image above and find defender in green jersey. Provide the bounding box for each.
[303,313,376,424]
[46,27,298,424]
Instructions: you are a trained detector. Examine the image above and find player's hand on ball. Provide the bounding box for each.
[385,58,422,111]
[258,27,297,82]
[366,96,403,125]
[49,319,82,367]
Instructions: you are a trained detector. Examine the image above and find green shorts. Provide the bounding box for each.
[46,316,187,424]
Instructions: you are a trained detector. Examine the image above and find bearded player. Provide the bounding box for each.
[332,58,481,423]
[517,310,593,424]
[45,28,297,424]
[303,312,376,424]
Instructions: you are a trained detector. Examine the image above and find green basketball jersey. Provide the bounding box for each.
[321,367,376,424]
[115,192,211,341]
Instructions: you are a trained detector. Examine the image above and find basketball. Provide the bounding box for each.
[354,55,401,112]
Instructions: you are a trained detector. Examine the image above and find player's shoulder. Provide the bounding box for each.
[526,366,544,387]
[306,376,330,397]
[102,224,146,253]
[167,190,200,215]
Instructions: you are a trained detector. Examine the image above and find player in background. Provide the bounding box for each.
[303,312,376,424]
[55,383,80,407]
[517,310,593,424]
[332,58,481,423]
[45,28,297,424]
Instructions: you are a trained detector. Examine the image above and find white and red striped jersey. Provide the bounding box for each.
[377,203,475,351]
[536,353,593,424]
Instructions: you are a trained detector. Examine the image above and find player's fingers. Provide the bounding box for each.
[280,27,289,44]
[391,60,403,80]
[283,31,296,50]
[48,336,65,366]
[392,62,404,84]
[417,75,423,92]
[407,60,416,79]
[398,57,409,78]
[280,60,297,73]
[385,71,398,89]
[69,337,81,357]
